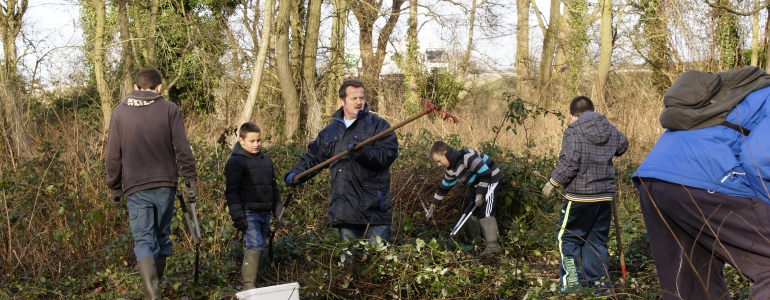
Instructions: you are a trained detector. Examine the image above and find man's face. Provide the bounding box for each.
[238,132,261,154]
[339,86,366,120]
[432,152,450,168]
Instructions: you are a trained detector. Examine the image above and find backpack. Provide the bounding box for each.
[659,66,770,135]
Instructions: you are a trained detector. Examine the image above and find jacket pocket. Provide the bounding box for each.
[362,181,386,211]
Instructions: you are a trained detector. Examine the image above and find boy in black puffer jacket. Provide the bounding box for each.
[541,96,628,296]
[224,122,283,291]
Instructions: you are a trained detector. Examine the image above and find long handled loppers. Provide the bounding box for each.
[291,99,459,183]
[268,191,293,261]
[449,204,476,237]
[612,196,627,277]
[177,192,202,284]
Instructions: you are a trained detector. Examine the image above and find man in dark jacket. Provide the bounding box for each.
[224,122,282,290]
[105,66,198,299]
[284,79,399,245]
[541,96,628,296]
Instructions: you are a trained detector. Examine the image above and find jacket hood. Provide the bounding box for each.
[231,142,261,158]
[331,104,370,121]
[122,90,164,106]
[571,111,611,145]
[445,146,461,166]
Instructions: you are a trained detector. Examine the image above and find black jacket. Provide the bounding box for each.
[288,105,399,226]
[224,143,281,221]
[550,112,628,201]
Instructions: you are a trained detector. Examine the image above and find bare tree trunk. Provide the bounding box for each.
[460,0,485,78]
[117,0,134,97]
[594,0,612,107]
[237,0,275,128]
[0,0,30,160]
[90,0,113,134]
[326,0,347,116]
[538,0,561,97]
[751,0,759,66]
[277,0,300,141]
[304,0,323,136]
[405,0,420,110]
[516,0,531,100]
[350,0,406,111]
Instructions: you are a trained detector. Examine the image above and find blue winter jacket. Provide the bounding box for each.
[634,86,770,203]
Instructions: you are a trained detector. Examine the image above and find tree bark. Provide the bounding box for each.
[237,0,276,128]
[304,0,323,136]
[277,0,300,141]
[459,0,484,78]
[326,0,347,116]
[538,0,561,97]
[594,0,612,107]
[90,0,113,134]
[405,0,420,110]
[0,0,30,160]
[117,0,134,97]
[516,0,531,100]
[350,0,406,111]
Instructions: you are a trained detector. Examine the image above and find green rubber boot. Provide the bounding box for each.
[479,216,503,256]
[137,257,160,300]
[242,249,261,290]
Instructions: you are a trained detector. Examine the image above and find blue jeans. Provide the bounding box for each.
[127,187,176,261]
[244,210,271,250]
[338,224,390,246]
[556,200,613,290]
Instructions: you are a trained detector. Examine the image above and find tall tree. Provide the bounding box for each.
[304,0,324,136]
[117,0,134,97]
[0,0,30,160]
[238,0,276,129]
[277,0,300,140]
[405,0,420,110]
[88,0,113,134]
[459,0,485,78]
[325,0,347,116]
[516,0,531,99]
[712,0,740,70]
[538,0,562,97]
[350,0,406,111]
[594,0,613,105]
[565,0,588,94]
[638,0,671,92]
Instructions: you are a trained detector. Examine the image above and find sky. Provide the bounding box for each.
[19,0,552,84]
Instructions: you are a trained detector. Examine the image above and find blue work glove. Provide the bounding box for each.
[347,143,362,157]
[284,172,298,186]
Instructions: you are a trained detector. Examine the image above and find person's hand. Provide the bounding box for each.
[273,202,285,224]
[184,181,198,203]
[475,194,484,207]
[109,195,122,204]
[347,143,362,156]
[284,172,298,186]
[425,204,435,220]
[233,218,247,232]
[542,181,555,198]
[109,190,123,205]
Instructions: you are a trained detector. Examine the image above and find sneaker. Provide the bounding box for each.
[594,289,614,297]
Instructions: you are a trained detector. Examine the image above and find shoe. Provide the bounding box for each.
[594,289,614,297]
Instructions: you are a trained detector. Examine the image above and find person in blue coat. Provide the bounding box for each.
[634,85,770,299]
[284,79,399,246]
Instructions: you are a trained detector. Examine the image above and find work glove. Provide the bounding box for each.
[542,181,555,198]
[109,195,122,204]
[233,218,247,232]
[274,201,285,224]
[184,181,198,203]
[109,189,123,205]
[475,194,485,207]
[284,172,298,186]
[425,204,435,221]
[347,143,362,157]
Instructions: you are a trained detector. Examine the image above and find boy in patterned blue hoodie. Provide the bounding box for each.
[425,140,503,256]
[541,96,628,296]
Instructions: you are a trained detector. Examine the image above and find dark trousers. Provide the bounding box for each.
[556,200,613,290]
[637,179,770,300]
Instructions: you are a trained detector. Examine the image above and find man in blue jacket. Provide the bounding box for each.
[634,83,770,299]
[285,79,399,246]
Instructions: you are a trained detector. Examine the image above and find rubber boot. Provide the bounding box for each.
[479,216,503,256]
[464,215,482,242]
[137,257,160,300]
[155,256,166,284]
[242,249,261,290]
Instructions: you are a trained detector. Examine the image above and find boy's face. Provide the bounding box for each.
[339,86,366,120]
[239,132,261,154]
[431,152,450,168]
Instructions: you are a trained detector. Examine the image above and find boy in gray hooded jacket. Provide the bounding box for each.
[541,96,628,296]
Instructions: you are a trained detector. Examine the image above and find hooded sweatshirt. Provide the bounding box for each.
[432,147,503,204]
[550,111,628,202]
[105,90,197,196]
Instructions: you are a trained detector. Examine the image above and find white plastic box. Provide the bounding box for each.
[235,282,301,300]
